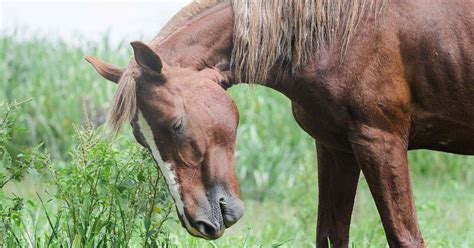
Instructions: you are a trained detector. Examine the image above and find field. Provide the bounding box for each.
[1,31,473,247]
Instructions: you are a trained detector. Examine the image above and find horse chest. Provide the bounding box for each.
[291,99,352,152]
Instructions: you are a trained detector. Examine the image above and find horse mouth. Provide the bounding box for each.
[179,197,245,240]
[194,219,225,240]
[177,214,224,240]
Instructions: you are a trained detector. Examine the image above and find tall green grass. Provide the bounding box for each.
[1,30,473,247]
[1,30,128,159]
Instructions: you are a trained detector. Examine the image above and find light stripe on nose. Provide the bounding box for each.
[135,111,200,236]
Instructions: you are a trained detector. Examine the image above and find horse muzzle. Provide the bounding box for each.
[183,192,244,240]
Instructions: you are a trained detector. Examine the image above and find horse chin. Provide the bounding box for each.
[191,228,225,240]
[177,212,225,240]
[185,223,225,240]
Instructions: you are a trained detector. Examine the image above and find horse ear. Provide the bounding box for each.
[85,56,124,84]
[130,41,163,74]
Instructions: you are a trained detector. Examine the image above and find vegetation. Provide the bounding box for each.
[1,31,473,247]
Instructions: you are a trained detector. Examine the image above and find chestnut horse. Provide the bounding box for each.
[86,0,473,247]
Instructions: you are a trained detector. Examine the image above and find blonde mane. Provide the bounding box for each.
[109,67,138,134]
[231,0,386,83]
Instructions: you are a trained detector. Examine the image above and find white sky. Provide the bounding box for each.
[1,0,192,44]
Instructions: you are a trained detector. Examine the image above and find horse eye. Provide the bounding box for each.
[219,80,231,90]
[172,118,184,132]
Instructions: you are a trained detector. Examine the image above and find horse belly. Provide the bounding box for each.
[409,116,474,155]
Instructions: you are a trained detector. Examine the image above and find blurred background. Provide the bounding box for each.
[1,1,473,247]
[2,0,189,45]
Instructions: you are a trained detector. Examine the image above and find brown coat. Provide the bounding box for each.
[86,1,473,247]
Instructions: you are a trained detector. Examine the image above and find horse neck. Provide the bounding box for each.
[150,2,297,96]
[151,3,234,70]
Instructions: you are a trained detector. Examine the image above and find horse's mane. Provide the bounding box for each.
[231,0,386,83]
[109,0,227,134]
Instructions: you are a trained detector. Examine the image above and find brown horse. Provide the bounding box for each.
[86,0,473,247]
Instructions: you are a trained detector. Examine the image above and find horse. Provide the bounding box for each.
[85,0,473,247]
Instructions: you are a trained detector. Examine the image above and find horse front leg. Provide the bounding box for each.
[350,127,425,248]
[316,142,360,248]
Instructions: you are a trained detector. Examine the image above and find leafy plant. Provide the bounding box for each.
[0,101,176,247]
[44,121,175,247]
[0,100,49,246]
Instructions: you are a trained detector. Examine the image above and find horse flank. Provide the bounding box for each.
[231,0,386,83]
[109,0,386,133]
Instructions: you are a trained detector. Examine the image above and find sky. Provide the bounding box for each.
[1,0,192,44]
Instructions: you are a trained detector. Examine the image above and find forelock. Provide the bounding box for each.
[109,68,138,134]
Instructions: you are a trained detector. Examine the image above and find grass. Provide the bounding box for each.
[1,30,473,247]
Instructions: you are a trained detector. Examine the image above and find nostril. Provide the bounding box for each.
[219,198,245,228]
[196,220,218,237]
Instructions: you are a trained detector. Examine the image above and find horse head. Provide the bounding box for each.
[86,41,243,240]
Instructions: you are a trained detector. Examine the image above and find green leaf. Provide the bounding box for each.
[72,234,82,248]
[2,151,12,168]
[137,171,145,182]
